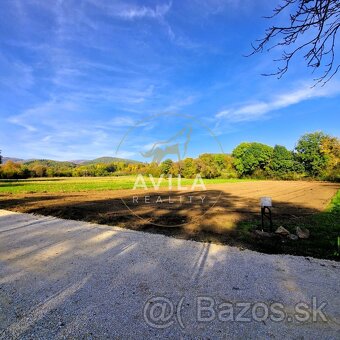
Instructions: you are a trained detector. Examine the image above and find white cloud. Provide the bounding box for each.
[84,0,193,48]
[87,1,172,21]
[164,95,197,111]
[117,2,172,20]
[114,150,137,159]
[216,82,340,122]
[7,99,79,132]
[141,142,157,151]
[8,116,37,132]
[6,98,128,160]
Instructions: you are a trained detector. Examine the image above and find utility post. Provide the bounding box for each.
[260,197,273,232]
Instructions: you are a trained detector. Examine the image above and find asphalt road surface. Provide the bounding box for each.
[0,210,339,339]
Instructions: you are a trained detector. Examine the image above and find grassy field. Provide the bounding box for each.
[0,176,251,194]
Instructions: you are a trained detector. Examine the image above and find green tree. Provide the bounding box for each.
[270,145,304,177]
[320,135,340,181]
[196,154,220,179]
[31,164,47,177]
[1,161,25,179]
[213,154,238,178]
[169,161,181,177]
[295,132,329,177]
[143,162,161,177]
[232,142,273,176]
[105,163,117,173]
[160,159,173,175]
[93,164,109,176]
[181,158,198,178]
[46,167,56,177]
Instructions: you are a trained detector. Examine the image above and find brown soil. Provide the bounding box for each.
[1,180,338,237]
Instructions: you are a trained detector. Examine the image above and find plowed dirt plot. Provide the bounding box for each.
[1,180,339,257]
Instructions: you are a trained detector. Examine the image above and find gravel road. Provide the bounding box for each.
[0,209,339,339]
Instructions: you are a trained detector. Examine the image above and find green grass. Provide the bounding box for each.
[0,176,251,194]
[326,189,340,213]
[304,189,340,259]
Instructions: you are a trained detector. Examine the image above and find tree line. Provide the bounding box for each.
[1,132,339,182]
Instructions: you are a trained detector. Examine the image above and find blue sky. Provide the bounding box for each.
[0,0,339,161]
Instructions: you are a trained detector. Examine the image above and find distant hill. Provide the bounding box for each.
[69,160,87,164]
[1,156,141,166]
[23,159,76,167]
[81,157,141,165]
[2,157,25,164]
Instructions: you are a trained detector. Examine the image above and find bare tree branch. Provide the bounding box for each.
[248,0,340,86]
